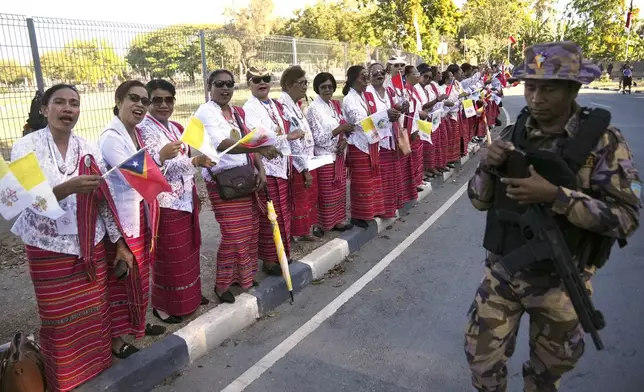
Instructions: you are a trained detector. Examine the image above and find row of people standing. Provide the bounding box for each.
[10,59,504,391]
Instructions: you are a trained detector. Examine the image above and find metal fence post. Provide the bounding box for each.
[292,37,298,65]
[26,18,44,93]
[199,30,209,103]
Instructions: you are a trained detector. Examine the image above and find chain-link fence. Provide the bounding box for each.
[0,13,421,158]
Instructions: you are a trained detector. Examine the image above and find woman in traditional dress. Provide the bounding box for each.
[11,84,134,391]
[342,65,385,228]
[99,81,167,358]
[441,70,461,167]
[415,63,441,179]
[365,63,403,217]
[307,72,354,230]
[243,68,299,276]
[404,65,429,192]
[278,66,320,241]
[194,69,280,303]
[429,67,449,172]
[137,79,213,324]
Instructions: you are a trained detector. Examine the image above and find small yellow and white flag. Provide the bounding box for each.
[180,117,221,162]
[0,153,64,220]
[417,119,433,144]
[359,110,390,144]
[463,99,477,118]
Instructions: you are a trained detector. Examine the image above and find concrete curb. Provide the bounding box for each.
[581,86,643,93]
[76,145,482,392]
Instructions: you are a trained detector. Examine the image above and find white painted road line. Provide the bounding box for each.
[502,106,510,126]
[221,182,470,392]
[590,102,612,109]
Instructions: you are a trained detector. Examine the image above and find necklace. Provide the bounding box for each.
[374,88,387,105]
[47,131,79,180]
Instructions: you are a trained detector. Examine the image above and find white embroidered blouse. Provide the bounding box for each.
[306,96,343,158]
[11,128,121,255]
[243,97,290,180]
[193,101,251,181]
[99,116,145,238]
[342,88,375,155]
[137,115,194,213]
[365,85,394,150]
[278,92,314,173]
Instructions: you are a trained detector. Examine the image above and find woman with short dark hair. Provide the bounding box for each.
[306,72,354,232]
[137,79,213,324]
[99,80,167,357]
[342,65,386,228]
[279,66,320,241]
[194,69,280,303]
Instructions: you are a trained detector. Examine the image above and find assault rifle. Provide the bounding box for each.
[488,150,606,350]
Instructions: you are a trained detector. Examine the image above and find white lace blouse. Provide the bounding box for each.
[137,115,194,213]
[365,85,393,151]
[306,96,342,158]
[11,128,121,255]
[342,88,376,155]
[243,97,290,180]
[278,92,314,173]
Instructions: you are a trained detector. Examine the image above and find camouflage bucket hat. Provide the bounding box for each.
[510,41,601,84]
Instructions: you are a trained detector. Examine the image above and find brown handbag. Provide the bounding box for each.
[0,332,46,392]
[209,110,256,200]
[396,126,411,156]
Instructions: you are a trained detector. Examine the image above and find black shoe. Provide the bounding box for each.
[215,290,235,304]
[312,226,324,238]
[350,218,369,229]
[263,263,283,276]
[145,323,166,336]
[153,309,182,324]
[201,295,210,305]
[495,118,502,126]
[112,343,139,359]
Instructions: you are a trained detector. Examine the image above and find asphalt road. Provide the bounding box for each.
[155,89,644,392]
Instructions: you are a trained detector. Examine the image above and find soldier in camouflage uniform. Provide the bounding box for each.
[464,41,642,392]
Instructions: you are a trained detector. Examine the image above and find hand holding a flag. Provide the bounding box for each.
[53,175,105,201]
[159,141,183,164]
[387,108,402,122]
[192,155,216,169]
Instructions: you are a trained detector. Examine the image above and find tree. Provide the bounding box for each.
[0,59,32,86]
[223,0,276,72]
[460,0,532,64]
[566,0,628,60]
[127,25,228,82]
[40,39,126,86]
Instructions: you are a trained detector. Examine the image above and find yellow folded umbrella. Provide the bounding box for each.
[265,191,294,302]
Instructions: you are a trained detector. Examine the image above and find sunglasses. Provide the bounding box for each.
[212,80,235,88]
[151,96,176,105]
[251,75,272,84]
[371,70,386,77]
[127,93,151,106]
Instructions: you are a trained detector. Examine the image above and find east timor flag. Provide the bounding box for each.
[118,149,171,203]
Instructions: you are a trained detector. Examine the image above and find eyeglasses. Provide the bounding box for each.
[212,80,235,88]
[127,93,151,106]
[371,70,386,77]
[297,80,309,87]
[151,96,176,105]
[251,75,271,84]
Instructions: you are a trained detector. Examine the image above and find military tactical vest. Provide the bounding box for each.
[483,106,626,269]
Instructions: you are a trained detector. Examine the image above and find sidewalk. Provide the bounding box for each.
[0,144,482,390]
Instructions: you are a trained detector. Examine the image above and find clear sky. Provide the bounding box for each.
[2,0,317,24]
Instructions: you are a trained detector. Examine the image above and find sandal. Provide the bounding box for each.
[112,343,139,359]
[153,308,182,324]
[145,323,166,336]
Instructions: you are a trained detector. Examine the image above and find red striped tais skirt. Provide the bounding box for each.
[347,145,385,220]
[398,152,418,206]
[379,148,401,218]
[106,203,150,339]
[258,176,291,264]
[26,243,112,392]
[411,135,424,186]
[316,162,348,231]
[290,169,319,237]
[152,207,202,316]
[207,182,259,292]
[446,117,462,163]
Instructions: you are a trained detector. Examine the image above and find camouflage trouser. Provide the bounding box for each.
[464,263,593,392]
